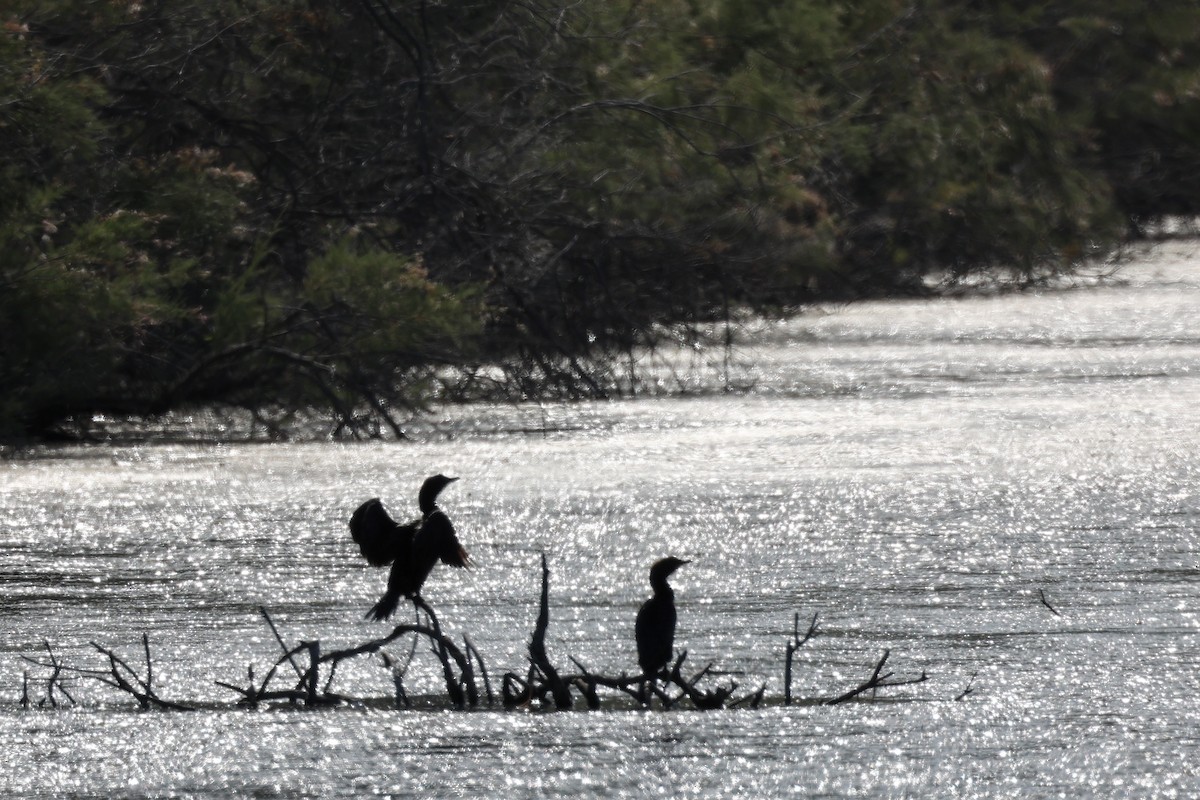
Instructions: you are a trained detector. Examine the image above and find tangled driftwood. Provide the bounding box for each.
[20,554,930,712]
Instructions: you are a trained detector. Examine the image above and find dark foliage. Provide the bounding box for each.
[3,0,1199,439]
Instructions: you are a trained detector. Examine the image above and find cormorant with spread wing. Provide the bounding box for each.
[635,556,690,682]
[349,474,471,621]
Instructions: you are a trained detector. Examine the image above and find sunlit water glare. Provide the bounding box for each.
[2,242,1199,797]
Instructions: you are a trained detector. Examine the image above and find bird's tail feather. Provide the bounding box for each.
[366,591,401,621]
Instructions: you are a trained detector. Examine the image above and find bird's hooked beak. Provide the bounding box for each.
[419,474,461,513]
[650,556,691,583]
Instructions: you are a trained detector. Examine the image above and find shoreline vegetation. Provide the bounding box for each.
[4,2,1200,443]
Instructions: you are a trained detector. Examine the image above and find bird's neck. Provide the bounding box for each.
[420,501,439,517]
[650,577,674,597]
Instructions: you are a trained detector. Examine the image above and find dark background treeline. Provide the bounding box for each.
[3,0,1198,440]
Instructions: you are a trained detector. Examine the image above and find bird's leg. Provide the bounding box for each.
[640,674,660,709]
[388,603,421,676]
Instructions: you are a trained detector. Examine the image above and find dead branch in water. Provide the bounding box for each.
[21,560,935,713]
[22,635,191,711]
[260,605,305,681]
[18,642,76,709]
[1038,588,1063,617]
[526,552,572,709]
[464,634,494,706]
[784,611,820,706]
[955,671,978,701]
[90,635,195,711]
[214,606,483,709]
[826,649,928,706]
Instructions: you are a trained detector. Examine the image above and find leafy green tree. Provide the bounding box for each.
[2,1,485,438]
[4,0,1200,440]
[0,10,221,437]
[994,1,1200,231]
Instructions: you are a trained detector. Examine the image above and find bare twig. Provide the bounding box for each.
[784,611,820,706]
[414,596,470,708]
[665,650,736,710]
[260,606,305,680]
[955,671,978,702]
[42,641,67,708]
[528,553,572,709]
[302,641,320,705]
[142,633,153,693]
[87,639,193,711]
[567,657,645,705]
[1038,589,1063,617]
[222,601,478,709]
[826,650,928,706]
[567,658,602,710]
[502,669,532,708]
[381,652,411,708]
[464,634,493,706]
[728,683,766,709]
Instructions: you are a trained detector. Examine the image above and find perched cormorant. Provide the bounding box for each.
[349,474,471,621]
[635,556,690,679]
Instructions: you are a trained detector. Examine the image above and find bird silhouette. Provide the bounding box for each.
[635,556,690,683]
[349,474,471,621]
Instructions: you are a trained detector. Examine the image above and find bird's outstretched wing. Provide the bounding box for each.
[436,513,472,568]
[420,510,472,569]
[349,498,417,567]
[366,564,406,621]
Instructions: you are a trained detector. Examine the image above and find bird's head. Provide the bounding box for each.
[418,474,459,514]
[649,556,690,585]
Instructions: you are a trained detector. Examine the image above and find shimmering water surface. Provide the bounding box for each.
[3,242,1200,798]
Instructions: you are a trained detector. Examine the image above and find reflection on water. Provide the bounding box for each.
[2,242,1200,797]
